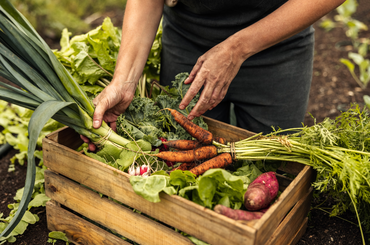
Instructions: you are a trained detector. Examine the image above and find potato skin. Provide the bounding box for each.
[244,183,271,210]
[244,172,279,211]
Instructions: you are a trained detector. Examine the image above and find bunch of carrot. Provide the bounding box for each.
[152,108,233,176]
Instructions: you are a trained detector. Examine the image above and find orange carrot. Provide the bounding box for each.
[171,162,197,171]
[213,136,227,145]
[155,145,218,163]
[166,108,213,144]
[163,139,201,150]
[189,153,232,176]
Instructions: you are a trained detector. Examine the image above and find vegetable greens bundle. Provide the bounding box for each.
[116,73,209,147]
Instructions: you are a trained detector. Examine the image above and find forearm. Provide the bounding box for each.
[112,0,164,89]
[229,0,345,60]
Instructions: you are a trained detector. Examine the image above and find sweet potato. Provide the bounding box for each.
[250,171,279,198]
[244,172,279,211]
[214,204,264,221]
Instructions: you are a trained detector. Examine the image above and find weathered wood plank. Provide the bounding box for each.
[265,187,313,245]
[46,126,83,150]
[253,165,315,245]
[203,116,255,142]
[289,217,308,245]
[46,200,129,245]
[45,171,193,245]
[43,139,256,245]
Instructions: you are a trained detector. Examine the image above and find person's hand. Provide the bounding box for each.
[179,39,246,120]
[80,80,137,151]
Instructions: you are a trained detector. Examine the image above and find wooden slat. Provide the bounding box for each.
[203,116,255,142]
[46,126,83,150]
[43,138,256,245]
[278,161,306,176]
[265,187,313,245]
[46,120,306,177]
[45,171,193,245]
[46,200,129,245]
[289,217,308,245]
[253,165,315,245]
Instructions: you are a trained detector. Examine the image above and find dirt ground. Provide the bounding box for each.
[1,2,370,244]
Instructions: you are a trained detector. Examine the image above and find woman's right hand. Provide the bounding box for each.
[80,80,137,151]
[92,80,137,130]
[81,0,164,151]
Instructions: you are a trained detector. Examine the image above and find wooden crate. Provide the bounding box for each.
[43,117,315,245]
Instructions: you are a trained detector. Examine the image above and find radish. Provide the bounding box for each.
[140,165,148,175]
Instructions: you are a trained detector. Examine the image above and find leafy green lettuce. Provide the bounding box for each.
[54,17,120,97]
[130,162,262,210]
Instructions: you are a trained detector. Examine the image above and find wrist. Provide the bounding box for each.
[226,31,258,62]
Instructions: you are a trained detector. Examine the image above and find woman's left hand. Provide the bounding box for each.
[179,38,246,120]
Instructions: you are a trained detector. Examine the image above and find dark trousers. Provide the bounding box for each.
[160,22,315,134]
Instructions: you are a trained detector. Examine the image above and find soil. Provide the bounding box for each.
[1,2,370,244]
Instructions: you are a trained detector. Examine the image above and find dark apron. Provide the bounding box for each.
[160,0,315,134]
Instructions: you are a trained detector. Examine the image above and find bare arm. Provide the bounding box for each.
[180,0,345,120]
[92,0,164,129]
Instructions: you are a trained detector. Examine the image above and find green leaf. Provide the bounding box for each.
[0,100,73,237]
[12,220,28,236]
[130,175,171,203]
[48,231,69,243]
[198,177,216,208]
[364,95,370,110]
[28,194,50,209]
[348,52,364,65]
[218,195,231,207]
[340,58,355,72]
[21,211,37,224]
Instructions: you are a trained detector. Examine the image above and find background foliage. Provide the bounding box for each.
[10,0,126,40]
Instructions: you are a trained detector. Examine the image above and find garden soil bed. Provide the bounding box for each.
[1,2,370,244]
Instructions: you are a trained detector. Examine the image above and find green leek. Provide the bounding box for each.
[0,0,130,238]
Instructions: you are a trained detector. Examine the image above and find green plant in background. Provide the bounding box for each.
[320,0,370,89]
[10,0,126,38]
[0,101,64,243]
[54,17,121,98]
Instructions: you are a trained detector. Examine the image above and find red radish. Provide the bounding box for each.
[244,172,279,211]
[140,165,148,175]
[159,137,169,151]
[214,204,264,221]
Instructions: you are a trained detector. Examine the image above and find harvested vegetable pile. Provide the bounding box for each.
[130,104,370,244]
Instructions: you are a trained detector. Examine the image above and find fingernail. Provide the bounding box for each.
[179,104,185,110]
[93,120,99,128]
[188,116,194,120]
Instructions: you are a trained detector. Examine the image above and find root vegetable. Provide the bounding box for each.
[189,153,232,176]
[154,145,218,162]
[250,171,279,198]
[244,172,279,211]
[171,162,197,171]
[214,204,264,221]
[165,108,213,144]
[162,139,201,150]
[213,136,227,145]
